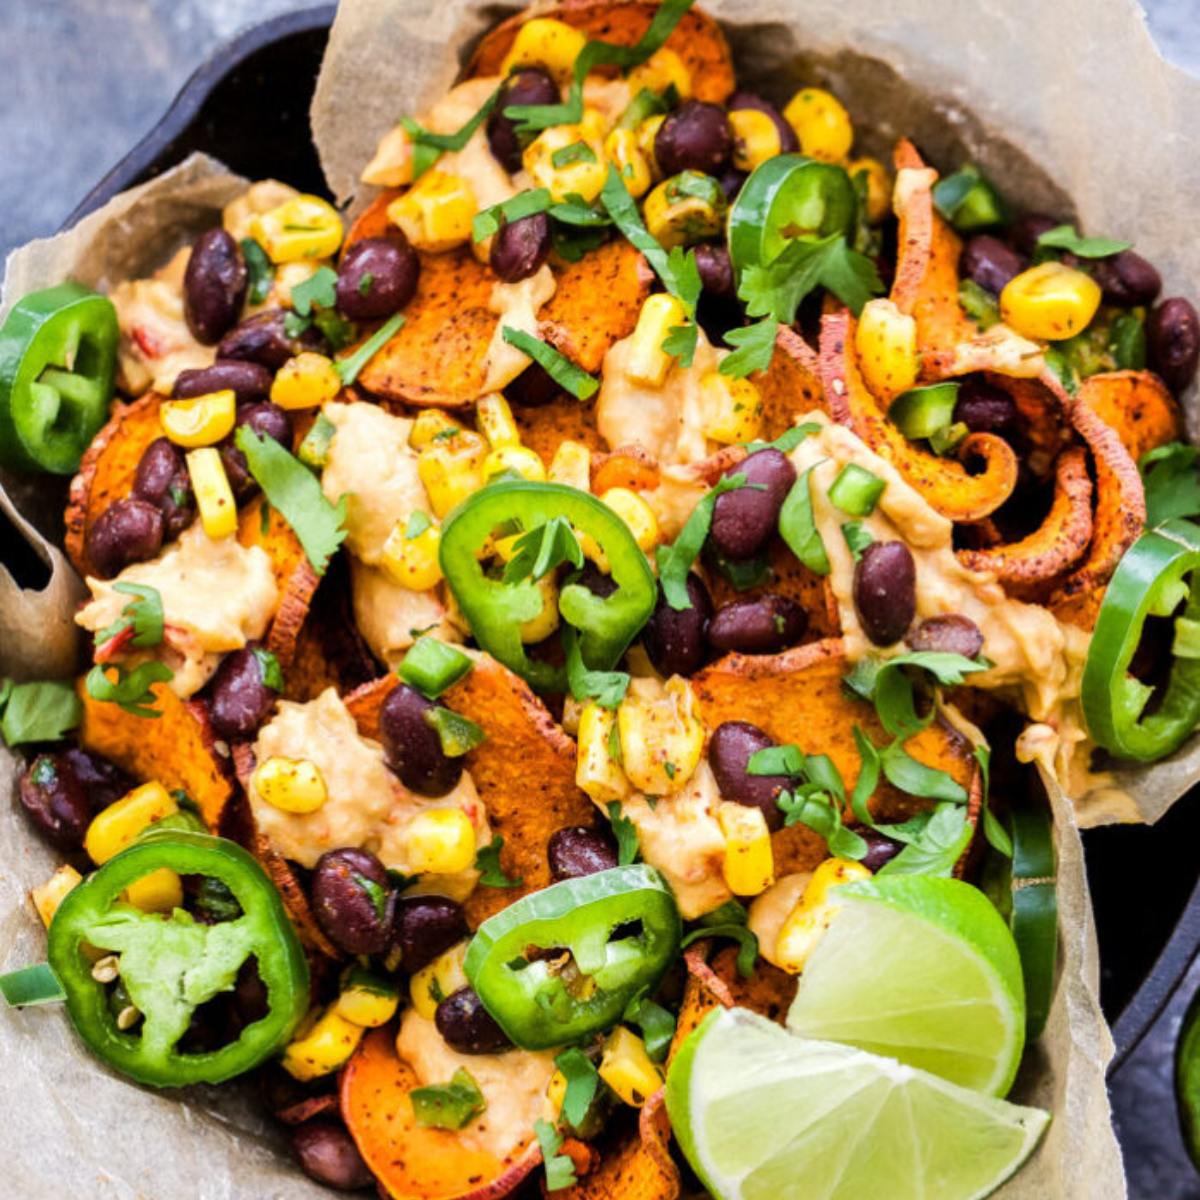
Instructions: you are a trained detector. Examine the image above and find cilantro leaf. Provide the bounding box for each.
[974,743,1013,858]
[93,582,164,651]
[607,801,640,865]
[719,317,777,379]
[475,835,523,888]
[239,237,274,305]
[564,626,630,708]
[744,421,822,455]
[335,310,406,386]
[1141,442,1200,526]
[548,195,613,227]
[842,521,873,560]
[555,1048,599,1127]
[0,680,82,747]
[473,188,553,243]
[879,740,968,802]
[252,647,285,692]
[290,266,338,316]
[680,923,758,978]
[746,744,805,776]
[1036,224,1131,259]
[739,233,882,324]
[777,786,868,860]
[402,88,502,179]
[779,463,830,575]
[878,803,973,877]
[84,662,174,719]
[501,327,598,400]
[851,651,990,740]
[661,320,699,370]
[411,1068,487,1130]
[535,1119,577,1192]
[502,516,584,584]
[624,996,676,1061]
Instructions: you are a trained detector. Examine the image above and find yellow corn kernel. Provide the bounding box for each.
[783,87,853,163]
[85,782,178,865]
[643,173,726,250]
[576,701,631,805]
[637,115,666,178]
[775,856,873,973]
[599,1027,664,1107]
[603,128,653,200]
[270,351,342,410]
[700,372,764,445]
[186,447,238,539]
[253,756,328,814]
[1000,261,1102,341]
[729,108,782,172]
[601,487,658,552]
[336,974,401,1028]
[124,868,184,914]
[548,439,592,491]
[523,121,608,204]
[381,516,443,591]
[717,802,775,896]
[418,429,488,518]
[626,47,692,100]
[411,408,461,448]
[282,1005,364,1081]
[850,157,891,225]
[500,18,588,84]
[387,171,477,253]
[548,1069,568,1116]
[626,294,689,387]
[484,444,547,483]
[250,194,344,263]
[30,864,82,927]
[362,123,414,188]
[476,392,520,449]
[159,389,236,448]
[520,574,561,643]
[406,808,477,875]
[409,941,469,1019]
[618,677,705,795]
[855,298,919,398]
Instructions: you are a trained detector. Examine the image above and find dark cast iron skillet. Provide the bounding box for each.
[55,3,1200,1074]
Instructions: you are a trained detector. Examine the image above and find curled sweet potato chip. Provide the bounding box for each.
[1075,369,1181,463]
[341,1027,542,1200]
[889,139,943,325]
[344,653,593,926]
[820,309,1018,522]
[991,373,1071,477]
[753,325,827,439]
[467,1,736,105]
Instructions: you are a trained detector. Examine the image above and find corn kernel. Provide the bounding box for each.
[409,941,469,1019]
[159,389,236,448]
[85,782,178,865]
[500,18,588,85]
[700,373,764,444]
[717,802,775,896]
[31,864,82,927]
[775,856,873,973]
[618,677,704,795]
[548,439,592,491]
[484,444,547,482]
[643,172,726,250]
[362,123,414,188]
[548,1069,568,1116]
[250,194,344,263]
[784,87,853,163]
[599,1027,664,1107]
[253,756,328,814]
[603,128,653,200]
[476,392,520,449]
[406,808,477,875]
[381,516,443,591]
[388,171,477,252]
[637,115,667,178]
[729,108,782,172]
[410,409,461,448]
[124,868,184,914]
[855,298,919,398]
[520,574,561,643]
[336,972,401,1028]
[626,47,693,100]
[186,447,238,539]
[270,351,342,410]
[282,1005,364,1081]
[626,294,689,387]
[600,487,658,552]
[576,701,631,805]
[523,121,608,204]
[850,157,891,225]
[1000,261,1102,341]
[418,429,487,517]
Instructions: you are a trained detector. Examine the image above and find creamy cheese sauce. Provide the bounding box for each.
[351,559,462,670]
[427,78,519,220]
[76,523,277,698]
[222,179,299,242]
[483,266,557,391]
[748,872,812,968]
[396,1010,556,1160]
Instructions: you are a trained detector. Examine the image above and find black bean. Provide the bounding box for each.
[208,646,278,741]
[1147,297,1200,393]
[853,541,917,646]
[548,826,619,880]
[1007,213,1060,258]
[642,574,712,677]
[708,721,791,832]
[173,359,274,403]
[1089,250,1161,308]
[233,958,270,1026]
[709,449,796,560]
[336,235,420,320]
[727,92,799,154]
[393,895,469,974]
[131,436,196,540]
[859,830,903,872]
[960,235,1025,296]
[488,68,560,172]
[906,614,984,659]
[717,168,747,202]
[706,594,807,655]
[655,101,733,176]
[218,308,320,370]
[504,360,559,407]
[435,986,512,1054]
[18,753,92,850]
[575,560,620,599]
[311,848,395,957]
[220,401,293,500]
[953,377,1018,437]
[184,228,247,345]
[59,747,132,813]
[694,243,735,298]
[379,684,463,797]
[88,497,164,578]
[289,1120,374,1191]
[490,212,552,283]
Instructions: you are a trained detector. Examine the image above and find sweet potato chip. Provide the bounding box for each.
[516,395,607,469]
[889,140,939,323]
[558,1098,678,1200]
[466,1,736,105]
[344,653,593,926]
[820,309,1018,521]
[991,373,1071,476]
[753,325,827,439]
[1075,369,1181,463]
[341,1027,542,1200]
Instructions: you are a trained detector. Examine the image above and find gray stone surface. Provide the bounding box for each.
[2,1,1199,1197]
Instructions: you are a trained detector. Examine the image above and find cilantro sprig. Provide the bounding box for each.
[554,1048,599,1127]
[1140,442,1200,527]
[535,1119,577,1192]
[85,662,174,719]
[93,583,164,652]
[0,679,82,747]
[501,327,599,400]
[738,233,882,324]
[475,835,523,888]
[606,801,640,865]
[719,317,777,379]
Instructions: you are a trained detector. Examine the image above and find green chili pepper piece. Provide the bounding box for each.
[887,382,961,441]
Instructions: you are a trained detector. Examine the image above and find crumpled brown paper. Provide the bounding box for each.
[3,0,1199,1194]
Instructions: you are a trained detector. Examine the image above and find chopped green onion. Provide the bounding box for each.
[0,963,65,1007]
[399,636,473,698]
[827,463,885,517]
[888,382,961,441]
[472,188,553,243]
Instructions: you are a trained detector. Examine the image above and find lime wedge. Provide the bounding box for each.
[785,876,1026,1096]
[666,1007,1049,1200]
